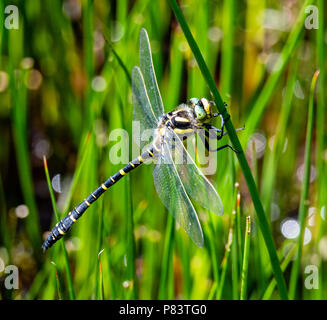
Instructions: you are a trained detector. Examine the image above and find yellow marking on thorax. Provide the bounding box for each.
[148,149,154,157]
[138,156,143,163]
[174,116,190,123]
[173,128,194,135]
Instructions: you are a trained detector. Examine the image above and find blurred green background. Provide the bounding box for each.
[0,0,326,300]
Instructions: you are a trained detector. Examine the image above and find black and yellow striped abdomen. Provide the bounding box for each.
[42,148,154,250]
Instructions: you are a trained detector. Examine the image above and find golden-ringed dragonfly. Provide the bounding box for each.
[42,28,242,251]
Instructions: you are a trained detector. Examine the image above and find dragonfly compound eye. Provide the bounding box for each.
[200,98,213,118]
[194,104,207,120]
[188,97,199,107]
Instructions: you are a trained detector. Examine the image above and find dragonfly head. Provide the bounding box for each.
[188,98,217,122]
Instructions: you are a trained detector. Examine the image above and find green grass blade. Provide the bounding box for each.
[315,0,326,299]
[208,282,218,300]
[117,94,138,299]
[95,195,105,300]
[236,191,243,276]
[10,68,42,252]
[0,0,3,61]
[51,261,63,300]
[43,156,76,300]
[240,216,251,300]
[220,0,236,99]
[96,249,105,300]
[83,0,94,107]
[0,173,10,249]
[168,0,288,300]
[263,245,297,300]
[316,0,326,187]
[289,71,320,299]
[243,0,315,140]
[206,212,220,295]
[217,210,236,299]
[125,173,138,299]
[158,212,175,299]
[261,59,298,215]
[97,20,132,84]
[232,185,241,299]
[61,133,92,215]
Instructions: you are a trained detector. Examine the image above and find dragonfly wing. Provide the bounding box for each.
[132,66,158,149]
[139,28,165,119]
[167,129,224,216]
[153,136,204,247]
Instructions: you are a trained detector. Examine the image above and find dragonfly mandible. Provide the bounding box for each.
[42,28,241,251]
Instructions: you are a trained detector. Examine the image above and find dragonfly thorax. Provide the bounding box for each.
[153,98,218,156]
[158,98,216,136]
[161,105,198,135]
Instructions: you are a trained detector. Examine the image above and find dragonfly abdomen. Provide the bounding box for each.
[42,148,154,251]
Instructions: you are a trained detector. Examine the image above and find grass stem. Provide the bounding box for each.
[43,156,76,300]
[289,71,320,299]
[240,216,251,300]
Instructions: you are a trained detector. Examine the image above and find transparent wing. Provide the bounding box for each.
[167,129,224,216]
[132,66,158,149]
[139,28,164,119]
[153,136,204,247]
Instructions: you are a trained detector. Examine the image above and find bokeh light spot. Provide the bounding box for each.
[208,27,223,42]
[52,174,62,193]
[281,218,299,239]
[33,139,50,160]
[91,76,107,92]
[62,0,81,20]
[20,57,34,70]
[110,21,124,42]
[15,204,29,219]
[25,69,43,90]
[247,132,266,159]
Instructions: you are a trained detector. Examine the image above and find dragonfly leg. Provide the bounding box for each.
[218,115,225,140]
[217,105,231,139]
[199,127,229,152]
[200,106,245,153]
[202,118,226,141]
[203,126,244,153]
[202,123,221,138]
[216,102,246,140]
[214,144,241,154]
[198,129,210,152]
[208,123,245,140]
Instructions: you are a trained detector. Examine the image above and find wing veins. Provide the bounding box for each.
[169,129,223,215]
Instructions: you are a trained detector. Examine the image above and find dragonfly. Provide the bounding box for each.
[42,28,242,251]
